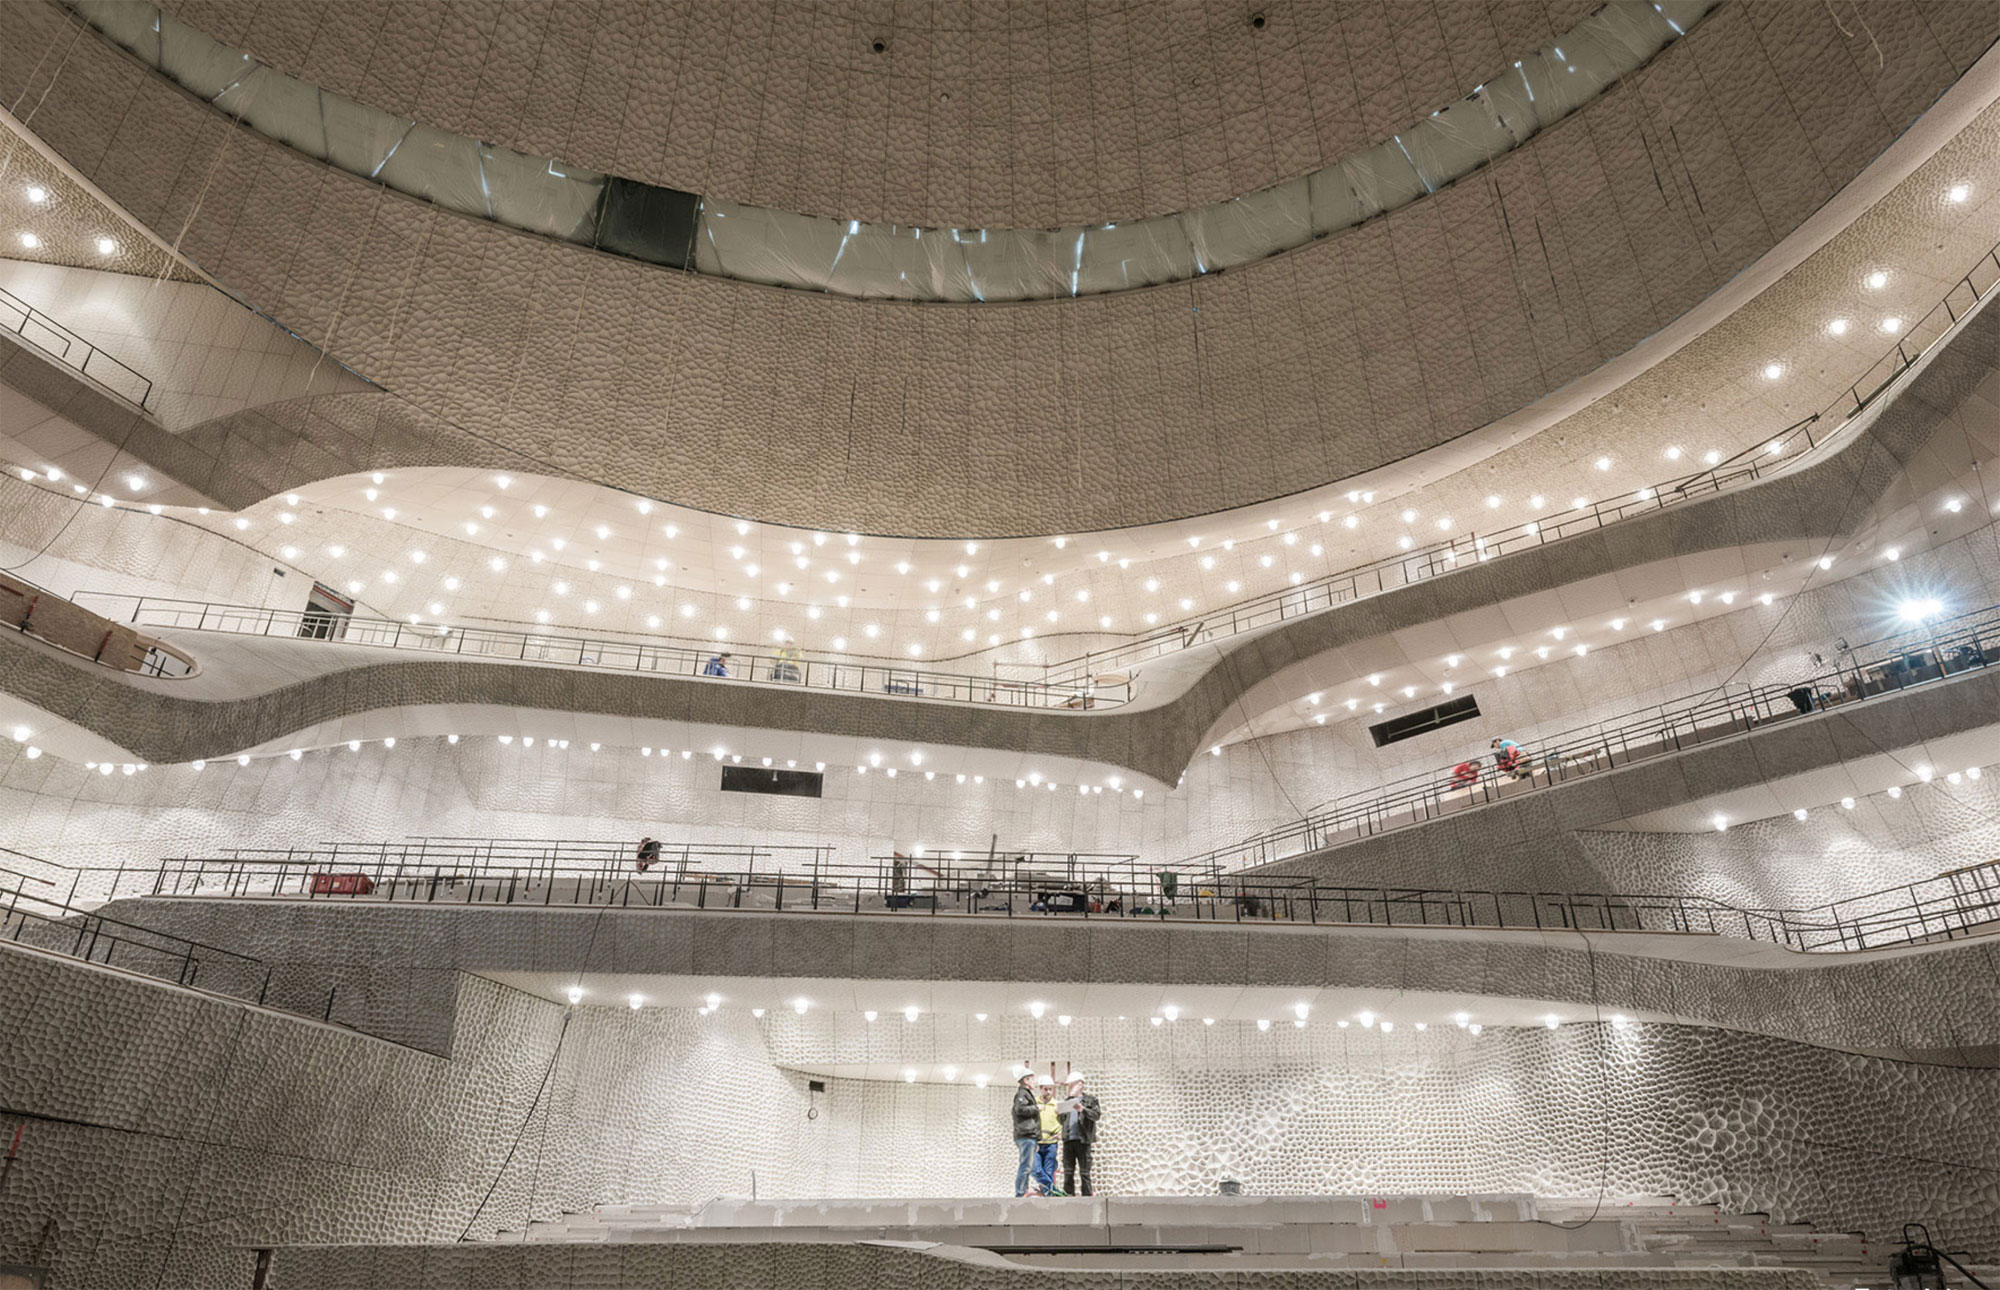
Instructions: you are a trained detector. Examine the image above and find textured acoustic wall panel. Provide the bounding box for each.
[268,1244,1830,1290]
[4,947,1999,1290]
[90,892,2000,1061]
[140,0,1660,230]
[148,0,2000,231]
[2,1,1991,533]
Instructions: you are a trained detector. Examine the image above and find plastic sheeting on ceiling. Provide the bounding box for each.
[75,0,1714,302]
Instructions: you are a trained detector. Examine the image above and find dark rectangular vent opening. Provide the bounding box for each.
[720,766,823,798]
[1368,694,1480,748]
[595,178,701,268]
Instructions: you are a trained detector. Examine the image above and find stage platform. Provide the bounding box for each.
[484,1194,1883,1287]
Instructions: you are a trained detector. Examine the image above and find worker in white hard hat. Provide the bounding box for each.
[1010,1065,1040,1196]
[1028,1074,1065,1196]
[1060,1071,1103,1196]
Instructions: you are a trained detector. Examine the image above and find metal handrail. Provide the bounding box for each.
[1178,600,2000,876]
[30,189,2000,706]
[1037,238,2000,688]
[136,834,2000,955]
[0,874,275,1001]
[47,237,1996,711]
[0,283,155,410]
[71,593,1127,711]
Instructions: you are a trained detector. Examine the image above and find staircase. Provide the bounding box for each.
[1539,1198,1879,1289]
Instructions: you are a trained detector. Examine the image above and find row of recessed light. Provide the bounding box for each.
[8,726,44,761]
[595,992,1636,1041]
[17,448,1783,673]
[1713,763,1984,831]
[57,733,1142,800]
[1294,594,1780,723]
[345,478,1322,637]
[304,472,1944,664]
[18,185,118,254]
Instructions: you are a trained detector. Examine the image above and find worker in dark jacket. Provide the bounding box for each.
[1011,1065,1040,1196]
[1061,1071,1103,1196]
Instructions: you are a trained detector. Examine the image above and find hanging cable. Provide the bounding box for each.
[456,905,608,1241]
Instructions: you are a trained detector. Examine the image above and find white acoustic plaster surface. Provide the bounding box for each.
[5,402,2000,837]
[2,0,1995,535]
[6,951,2000,1288]
[0,259,369,431]
[1580,760,2000,912]
[0,113,197,284]
[2,310,1992,756]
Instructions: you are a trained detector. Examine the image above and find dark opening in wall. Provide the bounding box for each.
[1368,695,1480,748]
[720,766,824,798]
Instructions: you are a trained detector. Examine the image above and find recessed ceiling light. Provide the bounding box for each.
[1880,316,1903,333]
[96,236,117,255]
[1949,183,1971,203]
[1865,270,1888,289]
[18,233,40,249]
[1762,362,1783,380]
[25,185,47,203]
[1827,318,1849,336]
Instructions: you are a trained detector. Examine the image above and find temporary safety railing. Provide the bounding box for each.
[1039,235,2000,688]
[0,859,272,1003]
[48,217,2000,714]
[72,594,1126,710]
[0,283,155,410]
[1177,600,2000,877]
[137,835,2000,954]
[79,218,1985,704]
[150,837,840,907]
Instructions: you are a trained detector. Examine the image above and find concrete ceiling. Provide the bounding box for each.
[148,0,1723,230]
[3,0,1994,535]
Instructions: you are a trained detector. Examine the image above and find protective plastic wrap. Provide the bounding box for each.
[76,0,1716,303]
[475,147,605,245]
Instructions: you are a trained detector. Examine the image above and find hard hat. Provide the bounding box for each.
[1064,1071,1085,1085]
[1034,1073,1055,1086]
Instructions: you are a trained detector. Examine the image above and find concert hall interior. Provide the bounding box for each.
[5,1,2000,1287]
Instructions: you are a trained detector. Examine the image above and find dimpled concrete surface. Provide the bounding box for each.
[265,1242,1832,1290]
[148,0,1890,232]
[1252,660,2000,892]
[0,2,1988,534]
[6,937,1997,1288]
[97,898,2000,1060]
[4,234,1991,785]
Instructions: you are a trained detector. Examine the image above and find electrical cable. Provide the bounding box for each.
[454,905,608,1241]
[1534,929,1614,1232]
[0,2,259,579]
